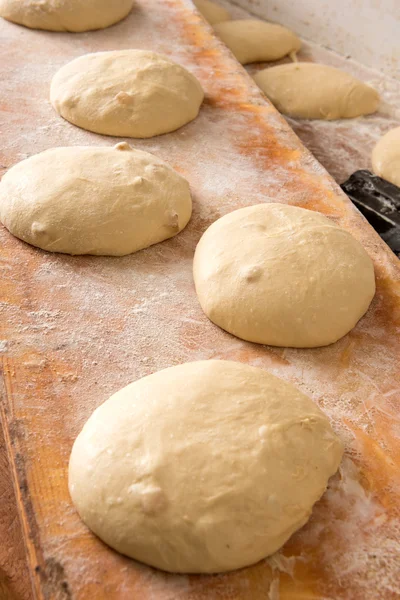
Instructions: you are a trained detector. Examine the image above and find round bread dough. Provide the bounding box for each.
[69,359,343,573]
[193,204,375,348]
[254,63,379,119]
[193,0,230,25]
[213,20,301,64]
[371,126,400,187]
[0,0,134,32]
[0,144,192,256]
[50,50,204,138]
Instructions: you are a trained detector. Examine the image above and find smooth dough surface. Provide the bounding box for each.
[0,0,134,31]
[69,360,343,573]
[214,20,301,64]
[50,50,204,138]
[193,0,230,24]
[193,204,375,348]
[371,126,400,187]
[0,144,192,256]
[254,63,379,119]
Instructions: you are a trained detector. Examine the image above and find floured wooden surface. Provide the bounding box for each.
[0,1,399,599]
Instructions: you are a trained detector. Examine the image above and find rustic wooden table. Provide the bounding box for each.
[0,1,399,598]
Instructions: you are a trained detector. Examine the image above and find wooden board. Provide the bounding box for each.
[0,1,399,598]
[0,422,31,600]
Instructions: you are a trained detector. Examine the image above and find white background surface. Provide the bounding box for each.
[232,0,400,78]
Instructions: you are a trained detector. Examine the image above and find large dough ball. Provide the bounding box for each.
[254,63,379,119]
[50,50,204,138]
[0,0,134,32]
[69,360,343,573]
[0,144,192,256]
[372,126,400,187]
[193,204,375,348]
[193,0,230,25]
[214,20,301,64]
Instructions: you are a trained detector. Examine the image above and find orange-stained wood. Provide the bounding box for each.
[0,1,399,599]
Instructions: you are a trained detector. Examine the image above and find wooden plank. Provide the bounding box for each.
[0,417,32,600]
[0,0,399,598]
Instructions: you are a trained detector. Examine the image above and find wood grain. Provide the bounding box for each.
[0,1,399,599]
[0,413,32,600]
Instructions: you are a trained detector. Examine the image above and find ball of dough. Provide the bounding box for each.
[371,126,400,187]
[50,50,204,138]
[213,20,301,64]
[69,359,343,573]
[193,0,230,25]
[0,144,192,256]
[0,0,134,32]
[254,63,379,120]
[193,204,375,348]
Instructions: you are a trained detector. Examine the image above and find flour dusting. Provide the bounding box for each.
[0,1,399,599]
